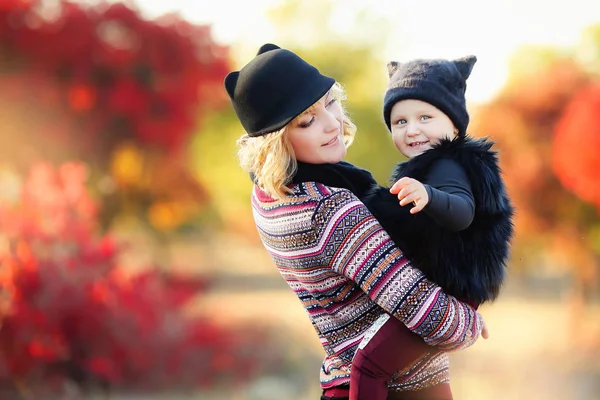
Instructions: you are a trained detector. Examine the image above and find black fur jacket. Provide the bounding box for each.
[292,136,514,306]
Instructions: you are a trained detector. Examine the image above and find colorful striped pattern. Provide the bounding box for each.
[251,182,482,390]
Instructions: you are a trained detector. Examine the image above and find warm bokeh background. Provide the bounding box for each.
[1,0,599,399]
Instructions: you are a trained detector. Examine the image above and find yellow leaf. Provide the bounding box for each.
[110,143,144,187]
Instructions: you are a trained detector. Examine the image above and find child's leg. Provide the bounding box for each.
[349,315,432,400]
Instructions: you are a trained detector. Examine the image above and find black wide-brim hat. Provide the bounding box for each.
[224,43,335,137]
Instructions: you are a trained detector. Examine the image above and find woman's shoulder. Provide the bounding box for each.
[278,182,366,216]
[287,181,355,199]
[252,183,367,230]
[252,182,359,207]
[295,182,372,222]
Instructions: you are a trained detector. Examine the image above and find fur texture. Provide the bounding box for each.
[364,136,514,305]
[291,136,514,305]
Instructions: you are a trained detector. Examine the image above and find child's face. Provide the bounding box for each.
[390,99,457,158]
[287,91,346,164]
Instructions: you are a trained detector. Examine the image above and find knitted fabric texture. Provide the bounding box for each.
[251,182,482,390]
[383,56,477,135]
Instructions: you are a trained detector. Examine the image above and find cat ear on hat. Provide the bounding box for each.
[225,44,280,98]
[387,61,400,78]
[224,71,239,99]
[257,43,281,55]
[453,55,477,80]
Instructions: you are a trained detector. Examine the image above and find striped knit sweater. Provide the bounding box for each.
[251,181,483,390]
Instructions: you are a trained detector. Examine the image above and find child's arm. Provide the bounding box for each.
[392,158,475,232]
[423,157,475,231]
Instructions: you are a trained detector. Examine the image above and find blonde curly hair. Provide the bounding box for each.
[237,82,356,199]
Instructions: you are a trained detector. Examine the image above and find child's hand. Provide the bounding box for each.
[390,177,429,214]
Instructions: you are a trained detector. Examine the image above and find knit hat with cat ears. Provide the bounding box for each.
[383,55,477,135]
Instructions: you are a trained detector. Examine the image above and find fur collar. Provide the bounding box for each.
[391,135,511,215]
[291,161,377,197]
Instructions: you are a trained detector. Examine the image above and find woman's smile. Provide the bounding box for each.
[322,135,339,147]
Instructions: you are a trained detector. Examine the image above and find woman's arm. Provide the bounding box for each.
[312,188,483,351]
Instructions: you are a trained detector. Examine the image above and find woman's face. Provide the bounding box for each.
[287,91,346,164]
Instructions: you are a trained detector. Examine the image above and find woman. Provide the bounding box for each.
[224,43,487,400]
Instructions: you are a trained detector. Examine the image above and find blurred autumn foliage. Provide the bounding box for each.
[553,84,600,214]
[0,162,267,396]
[0,0,229,231]
[0,0,273,397]
[472,35,600,298]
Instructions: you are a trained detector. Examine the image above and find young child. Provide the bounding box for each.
[348,56,515,399]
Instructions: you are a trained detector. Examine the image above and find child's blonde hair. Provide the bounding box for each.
[237,82,356,199]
